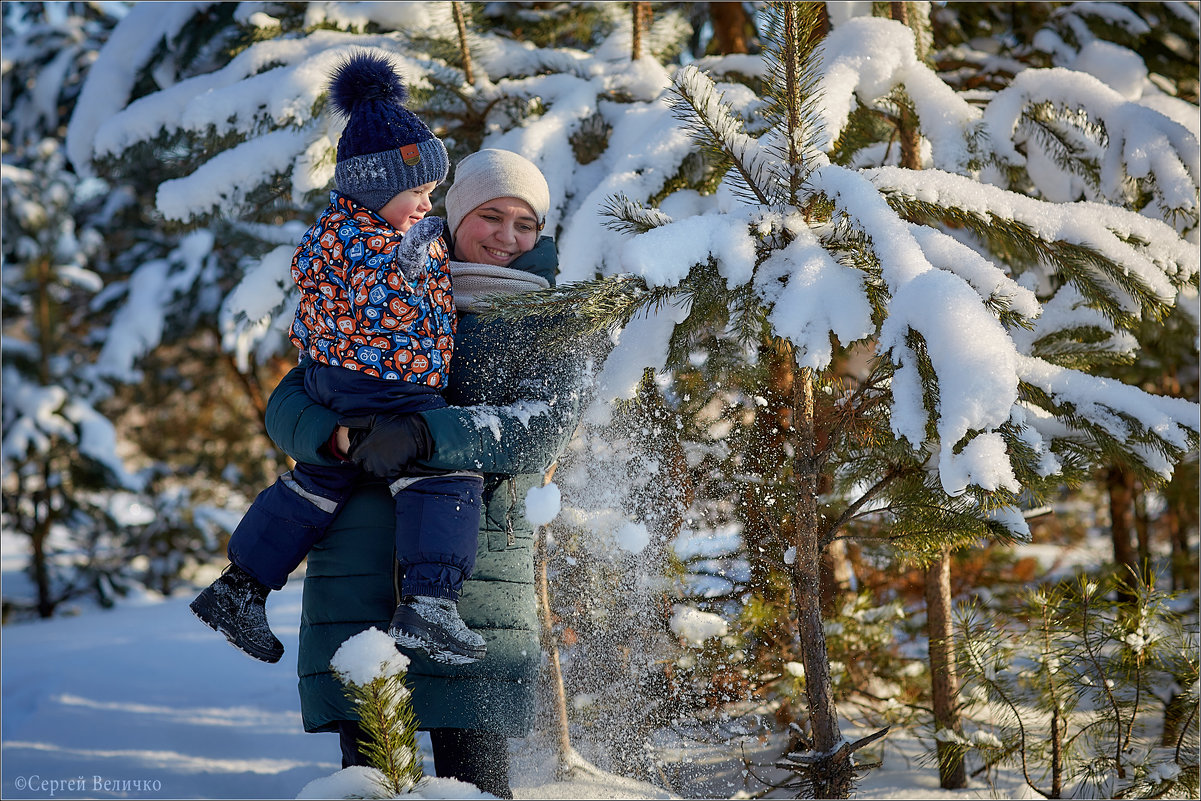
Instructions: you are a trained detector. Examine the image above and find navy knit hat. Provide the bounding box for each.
[328,51,449,212]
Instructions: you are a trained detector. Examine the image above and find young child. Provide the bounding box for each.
[191,51,485,667]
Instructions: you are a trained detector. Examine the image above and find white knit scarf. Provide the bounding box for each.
[449,261,550,312]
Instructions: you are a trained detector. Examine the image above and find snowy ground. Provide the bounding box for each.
[0,534,1041,800]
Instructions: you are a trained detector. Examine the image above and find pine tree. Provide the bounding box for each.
[487,2,1198,795]
[955,575,1200,799]
[1,2,150,616]
[321,629,423,798]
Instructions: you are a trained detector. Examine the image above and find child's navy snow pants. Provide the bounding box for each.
[227,362,482,601]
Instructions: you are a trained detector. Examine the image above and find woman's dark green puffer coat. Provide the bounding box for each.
[263,238,587,735]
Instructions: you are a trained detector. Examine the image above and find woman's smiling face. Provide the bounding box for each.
[453,197,540,266]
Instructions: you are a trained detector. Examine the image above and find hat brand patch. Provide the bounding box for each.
[401,144,421,166]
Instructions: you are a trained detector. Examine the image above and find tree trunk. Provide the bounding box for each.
[1107,466,1139,593]
[32,256,58,618]
[791,363,852,797]
[451,1,475,85]
[536,528,573,773]
[709,2,751,54]
[32,482,55,619]
[631,2,651,61]
[924,548,966,789]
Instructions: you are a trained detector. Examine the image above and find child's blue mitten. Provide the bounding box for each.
[397,217,444,281]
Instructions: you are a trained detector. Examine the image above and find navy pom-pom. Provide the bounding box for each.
[329,51,408,118]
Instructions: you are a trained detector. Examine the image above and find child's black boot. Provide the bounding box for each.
[389,595,486,666]
[190,564,284,663]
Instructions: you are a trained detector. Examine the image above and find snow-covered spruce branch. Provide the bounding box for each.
[866,170,1196,326]
[600,193,674,236]
[1016,354,1199,481]
[671,64,777,206]
[758,1,828,203]
[981,67,1200,235]
[1021,100,1109,195]
[477,273,679,348]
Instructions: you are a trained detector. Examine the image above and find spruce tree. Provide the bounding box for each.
[1,2,155,615]
[1,137,133,617]
[489,3,1198,795]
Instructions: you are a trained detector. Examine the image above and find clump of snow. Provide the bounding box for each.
[297,766,393,800]
[587,300,691,424]
[524,482,561,526]
[1148,761,1183,784]
[816,17,980,172]
[756,220,875,371]
[1072,40,1147,100]
[670,605,729,645]
[614,521,649,554]
[970,730,1003,749]
[330,628,410,687]
[297,767,493,800]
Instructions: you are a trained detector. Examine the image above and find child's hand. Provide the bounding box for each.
[396,216,444,281]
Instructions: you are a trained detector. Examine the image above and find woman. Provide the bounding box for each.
[263,149,590,799]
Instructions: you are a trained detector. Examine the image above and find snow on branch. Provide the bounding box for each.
[905,224,1040,322]
[78,27,430,221]
[815,17,981,172]
[91,231,216,383]
[155,128,312,223]
[88,31,347,158]
[1017,354,1200,480]
[755,220,874,371]
[1011,284,1139,365]
[64,2,201,174]
[865,166,1197,313]
[982,67,1200,233]
[600,194,673,236]
[671,64,780,205]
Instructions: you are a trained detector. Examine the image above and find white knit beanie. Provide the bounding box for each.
[445,149,551,238]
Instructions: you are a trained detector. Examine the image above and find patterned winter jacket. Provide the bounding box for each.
[289,191,454,386]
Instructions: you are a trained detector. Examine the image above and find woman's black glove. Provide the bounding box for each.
[340,413,435,478]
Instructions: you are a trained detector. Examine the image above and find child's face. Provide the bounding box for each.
[453,197,540,267]
[379,181,439,233]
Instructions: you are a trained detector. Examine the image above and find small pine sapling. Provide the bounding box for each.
[953,576,1199,799]
[328,629,423,798]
